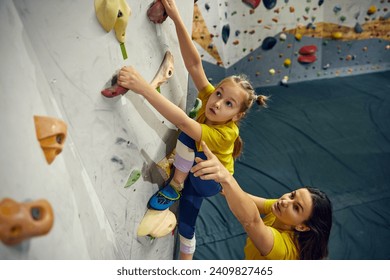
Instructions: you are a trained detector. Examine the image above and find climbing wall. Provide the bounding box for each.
[192,0,390,87]
[0,0,193,259]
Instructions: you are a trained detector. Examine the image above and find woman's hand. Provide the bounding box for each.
[191,141,231,184]
[117,66,152,96]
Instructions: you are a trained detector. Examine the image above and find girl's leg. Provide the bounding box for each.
[148,132,195,211]
[178,179,203,260]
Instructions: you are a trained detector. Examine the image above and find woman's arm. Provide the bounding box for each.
[162,0,209,91]
[191,141,275,256]
[117,66,202,142]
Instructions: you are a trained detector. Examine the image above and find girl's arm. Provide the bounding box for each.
[162,0,209,91]
[191,141,275,256]
[117,66,202,142]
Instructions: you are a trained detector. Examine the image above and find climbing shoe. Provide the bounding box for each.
[148,183,181,211]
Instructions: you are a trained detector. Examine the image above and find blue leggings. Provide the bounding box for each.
[176,132,222,239]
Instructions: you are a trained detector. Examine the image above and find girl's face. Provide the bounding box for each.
[271,188,313,231]
[205,80,246,125]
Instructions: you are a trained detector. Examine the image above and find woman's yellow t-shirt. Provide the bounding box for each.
[244,199,299,260]
[195,84,238,174]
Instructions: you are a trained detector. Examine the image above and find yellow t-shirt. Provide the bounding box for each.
[195,84,238,174]
[244,199,299,260]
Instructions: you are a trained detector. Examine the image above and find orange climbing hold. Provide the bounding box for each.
[34,115,67,165]
[0,198,54,246]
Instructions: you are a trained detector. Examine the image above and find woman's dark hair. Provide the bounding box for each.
[295,187,333,260]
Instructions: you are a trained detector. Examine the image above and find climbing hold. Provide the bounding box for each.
[95,0,120,32]
[354,22,363,33]
[298,45,317,64]
[299,45,318,55]
[101,74,128,98]
[289,6,295,13]
[367,6,377,15]
[34,115,67,164]
[269,68,276,75]
[283,58,291,67]
[242,0,261,9]
[205,3,210,11]
[147,0,168,24]
[261,36,277,50]
[94,0,132,43]
[333,5,341,14]
[124,169,141,188]
[189,98,202,119]
[279,33,287,41]
[222,24,230,44]
[137,209,177,238]
[150,50,175,90]
[332,31,343,39]
[295,33,302,41]
[318,0,324,6]
[0,198,54,246]
[280,76,289,86]
[113,0,131,43]
[298,55,316,64]
[263,0,277,10]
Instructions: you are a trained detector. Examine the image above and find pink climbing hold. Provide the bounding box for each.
[242,0,261,9]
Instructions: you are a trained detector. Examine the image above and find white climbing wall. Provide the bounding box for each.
[194,0,390,87]
[0,0,193,259]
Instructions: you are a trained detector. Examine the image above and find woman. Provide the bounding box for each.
[190,141,333,260]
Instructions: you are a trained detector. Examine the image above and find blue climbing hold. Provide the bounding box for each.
[222,24,230,44]
[263,0,277,10]
[261,36,277,50]
[354,22,363,33]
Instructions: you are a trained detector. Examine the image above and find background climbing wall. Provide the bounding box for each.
[0,0,193,259]
[192,0,390,87]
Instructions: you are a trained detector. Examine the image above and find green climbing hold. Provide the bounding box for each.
[189,98,202,119]
[124,169,141,188]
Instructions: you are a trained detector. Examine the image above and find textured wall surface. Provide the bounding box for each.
[0,0,193,259]
[192,0,390,87]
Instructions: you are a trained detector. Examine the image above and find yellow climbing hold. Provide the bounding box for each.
[295,33,302,41]
[332,31,343,40]
[284,58,292,67]
[367,6,377,15]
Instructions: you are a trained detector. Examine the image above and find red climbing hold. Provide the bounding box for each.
[298,54,317,64]
[242,0,261,9]
[299,45,318,55]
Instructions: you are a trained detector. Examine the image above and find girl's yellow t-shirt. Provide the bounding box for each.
[195,84,238,174]
[244,199,299,260]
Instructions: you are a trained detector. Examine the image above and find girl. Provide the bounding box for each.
[191,141,333,260]
[117,0,267,259]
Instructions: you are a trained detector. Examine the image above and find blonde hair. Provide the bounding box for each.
[216,75,269,158]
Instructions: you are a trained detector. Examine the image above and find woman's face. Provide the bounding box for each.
[271,188,313,229]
